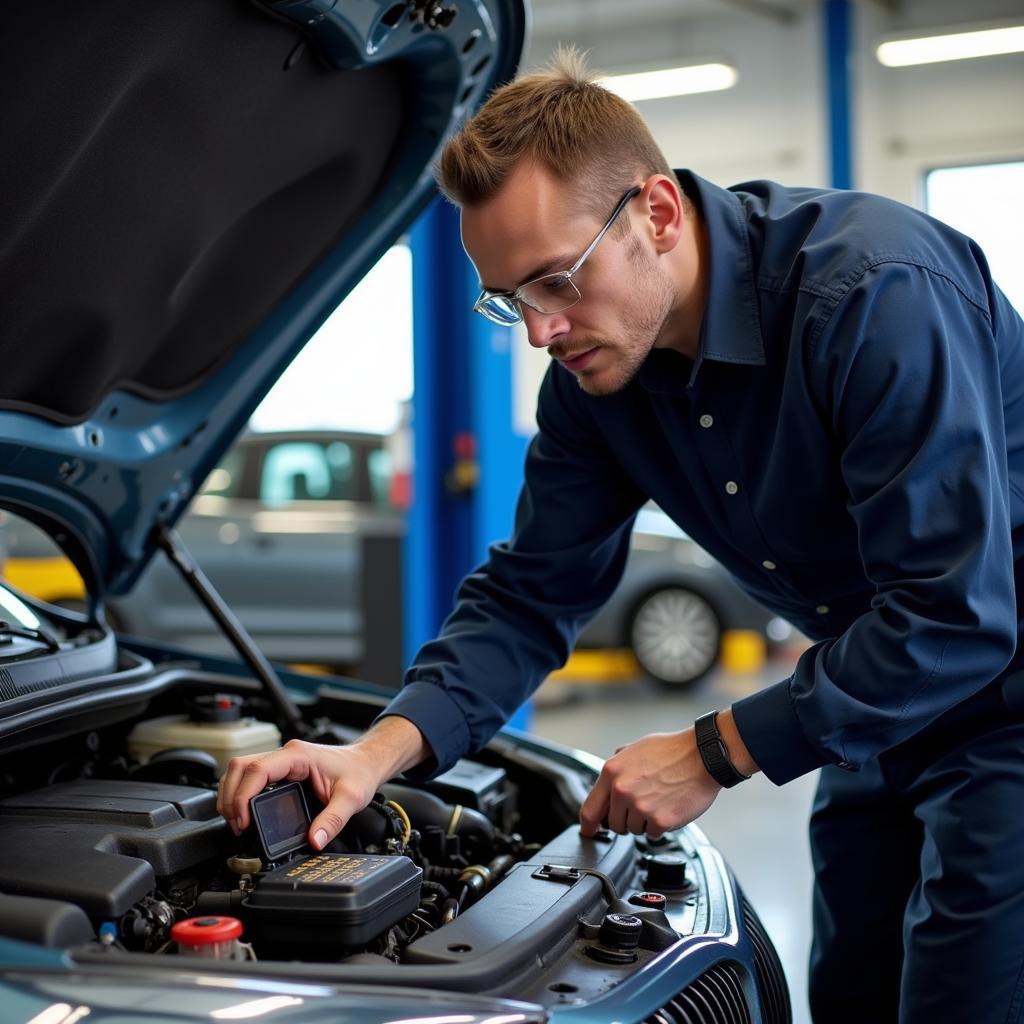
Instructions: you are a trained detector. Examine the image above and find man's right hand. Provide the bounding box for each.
[216,715,431,851]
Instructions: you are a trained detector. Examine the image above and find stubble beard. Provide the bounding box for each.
[572,252,676,397]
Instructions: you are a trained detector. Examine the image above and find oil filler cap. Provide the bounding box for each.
[586,912,642,964]
[600,912,642,948]
[644,853,689,892]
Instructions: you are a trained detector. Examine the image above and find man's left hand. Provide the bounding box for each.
[579,728,721,839]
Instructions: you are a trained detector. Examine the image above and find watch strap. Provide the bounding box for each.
[695,710,750,788]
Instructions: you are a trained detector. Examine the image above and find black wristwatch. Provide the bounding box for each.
[695,710,750,788]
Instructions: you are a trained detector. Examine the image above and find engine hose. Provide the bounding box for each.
[379,783,495,854]
[487,853,515,882]
[425,866,464,882]
[340,798,405,849]
[383,799,412,844]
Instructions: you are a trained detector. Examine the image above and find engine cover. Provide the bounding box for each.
[0,779,229,917]
[243,851,422,950]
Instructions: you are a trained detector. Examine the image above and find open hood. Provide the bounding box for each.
[0,0,525,601]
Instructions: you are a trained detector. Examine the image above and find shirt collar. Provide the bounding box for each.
[637,171,766,394]
[684,170,766,370]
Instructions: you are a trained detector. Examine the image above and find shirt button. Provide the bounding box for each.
[724,481,739,495]
[762,560,776,570]
[816,605,829,615]
[699,414,714,428]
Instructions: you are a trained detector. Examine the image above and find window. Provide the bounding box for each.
[925,161,1024,315]
[260,442,354,504]
[367,447,395,510]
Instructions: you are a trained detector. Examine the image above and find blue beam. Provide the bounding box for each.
[407,197,532,730]
[825,0,853,190]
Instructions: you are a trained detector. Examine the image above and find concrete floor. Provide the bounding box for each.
[531,659,817,1024]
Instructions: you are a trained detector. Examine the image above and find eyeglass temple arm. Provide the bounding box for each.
[565,185,642,275]
[474,184,642,303]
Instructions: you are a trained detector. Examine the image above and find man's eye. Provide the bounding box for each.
[544,273,571,292]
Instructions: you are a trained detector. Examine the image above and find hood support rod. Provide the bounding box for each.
[153,522,307,741]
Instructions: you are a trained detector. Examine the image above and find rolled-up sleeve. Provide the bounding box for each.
[380,364,647,778]
[733,262,1017,785]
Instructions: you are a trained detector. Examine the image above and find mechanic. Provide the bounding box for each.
[218,49,1024,1022]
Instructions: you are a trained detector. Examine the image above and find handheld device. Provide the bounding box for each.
[248,782,311,864]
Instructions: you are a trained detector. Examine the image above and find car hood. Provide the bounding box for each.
[0,0,525,601]
[2,948,547,1024]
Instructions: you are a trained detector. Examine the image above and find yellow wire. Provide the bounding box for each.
[385,799,412,844]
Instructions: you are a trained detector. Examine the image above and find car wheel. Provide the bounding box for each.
[628,586,722,688]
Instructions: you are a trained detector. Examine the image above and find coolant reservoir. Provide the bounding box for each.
[171,915,244,959]
[127,694,282,773]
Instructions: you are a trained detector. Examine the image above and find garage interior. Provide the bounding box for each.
[0,0,1021,1021]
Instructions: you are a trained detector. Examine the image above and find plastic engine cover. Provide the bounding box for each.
[243,852,422,948]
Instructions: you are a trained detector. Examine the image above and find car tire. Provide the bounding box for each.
[628,586,722,689]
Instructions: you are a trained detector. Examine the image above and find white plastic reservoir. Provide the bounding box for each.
[127,715,282,774]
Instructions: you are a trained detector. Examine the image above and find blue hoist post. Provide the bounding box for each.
[406,196,532,731]
[825,0,853,190]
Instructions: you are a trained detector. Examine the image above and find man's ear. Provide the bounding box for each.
[642,175,685,255]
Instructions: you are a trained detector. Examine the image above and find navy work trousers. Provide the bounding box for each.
[807,682,1024,1023]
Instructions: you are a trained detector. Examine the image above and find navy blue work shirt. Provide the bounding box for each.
[382,170,1024,787]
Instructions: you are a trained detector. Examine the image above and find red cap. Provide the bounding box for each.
[629,891,667,909]
[171,916,243,945]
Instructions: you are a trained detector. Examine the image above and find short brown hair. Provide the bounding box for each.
[436,46,677,221]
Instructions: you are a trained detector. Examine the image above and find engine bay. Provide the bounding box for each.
[0,649,746,1007]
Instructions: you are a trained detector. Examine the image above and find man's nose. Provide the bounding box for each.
[522,305,570,349]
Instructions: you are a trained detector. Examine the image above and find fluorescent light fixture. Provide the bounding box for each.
[876,23,1024,67]
[598,63,738,102]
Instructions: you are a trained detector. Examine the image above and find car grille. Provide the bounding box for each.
[642,896,792,1024]
[741,894,792,1024]
[643,961,751,1023]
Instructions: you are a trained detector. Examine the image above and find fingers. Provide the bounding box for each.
[308,784,365,850]
[216,739,315,834]
[581,772,648,836]
[625,809,648,836]
[606,792,628,835]
[645,821,666,841]
[579,772,611,837]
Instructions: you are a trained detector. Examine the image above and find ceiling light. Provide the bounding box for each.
[876,23,1024,67]
[598,63,738,102]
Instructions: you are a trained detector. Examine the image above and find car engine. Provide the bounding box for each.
[0,614,790,1018]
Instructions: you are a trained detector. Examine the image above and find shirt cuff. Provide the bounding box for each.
[731,679,831,785]
[374,679,473,782]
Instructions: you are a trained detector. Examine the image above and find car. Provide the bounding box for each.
[2,451,786,688]
[1,429,404,672]
[0,3,792,1023]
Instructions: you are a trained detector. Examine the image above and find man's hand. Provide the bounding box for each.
[580,728,720,838]
[216,715,430,851]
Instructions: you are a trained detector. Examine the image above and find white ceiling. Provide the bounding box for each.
[528,0,821,38]
[522,0,829,73]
